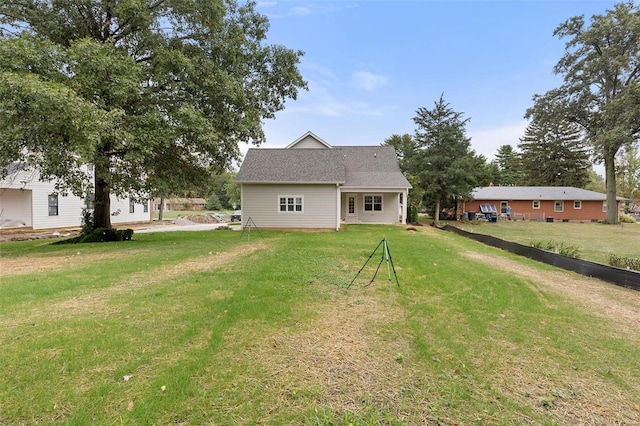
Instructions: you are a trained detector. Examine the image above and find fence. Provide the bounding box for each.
[440,224,640,291]
[511,212,546,222]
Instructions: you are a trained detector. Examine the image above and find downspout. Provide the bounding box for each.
[402,189,408,225]
[336,183,341,231]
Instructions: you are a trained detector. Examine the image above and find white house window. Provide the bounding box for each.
[129,199,135,213]
[48,194,59,216]
[143,202,149,213]
[85,192,94,210]
[554,200,564,212]
[574,200,582,209]
[532,200,540,209]
[279,196,303,212]
[364,194,383,212]
[603,201,608,212]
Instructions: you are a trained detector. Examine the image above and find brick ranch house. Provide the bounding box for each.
[461,186,625,222]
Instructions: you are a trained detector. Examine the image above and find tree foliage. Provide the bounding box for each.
[518,119,592,187]
[526,1,640,223]
[492,144,523,186]
[0,0,306,229]
[404,95,482,223]
[616,144,640,211]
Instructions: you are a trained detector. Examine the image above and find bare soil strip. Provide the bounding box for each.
[461,250,640,340]
[0,242,267,329]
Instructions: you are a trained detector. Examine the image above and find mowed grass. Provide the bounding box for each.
[1,225,639,425]
[453,220,640,265]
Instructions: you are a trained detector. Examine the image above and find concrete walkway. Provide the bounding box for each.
[133,222,240,233]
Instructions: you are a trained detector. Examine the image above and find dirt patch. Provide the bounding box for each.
[218,289,426,417]
[1,251,146,277]
[1,242,267,328]
[461,251,640,339]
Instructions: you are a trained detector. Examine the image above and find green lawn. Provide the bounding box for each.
[452,219,640,265]
[1,225,639,424]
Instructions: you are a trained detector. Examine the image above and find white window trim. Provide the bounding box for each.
[364,194,383,213]
[532,200,540,209]
[573,200,582,210]
[603,201,608,212]
[48,193,59,217]
[554,200,564,212]
[277,195,304,213]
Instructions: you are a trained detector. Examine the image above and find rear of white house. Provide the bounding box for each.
[1,164,150,230]
[236,132,411,230]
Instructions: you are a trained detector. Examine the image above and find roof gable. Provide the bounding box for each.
[236,136,411,189]
[285,131,332,149]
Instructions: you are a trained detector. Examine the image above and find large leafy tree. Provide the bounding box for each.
[526,1,640,223]
[616,144,640,212]
[518,119,591,187]
[0,0,306,229]
[409,95,482,224]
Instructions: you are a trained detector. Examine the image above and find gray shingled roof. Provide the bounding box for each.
[472,186,622,201]
[237,145,411,188]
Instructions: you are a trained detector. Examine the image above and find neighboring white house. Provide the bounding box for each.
[0,163,151,229]
[236,132,411,230]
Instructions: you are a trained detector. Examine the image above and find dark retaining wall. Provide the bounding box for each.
[441,224,640,291]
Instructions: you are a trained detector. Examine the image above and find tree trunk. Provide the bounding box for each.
[434,192,441,225]
[93,160,112,229]
[158,197,164,221]
[604,151,618,224]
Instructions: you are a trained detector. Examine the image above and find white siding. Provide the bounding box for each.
[340,192,401,224]
[290,135,329,149]
[242,184,337,229]
[0,188,32,227]
[1,169,151,229]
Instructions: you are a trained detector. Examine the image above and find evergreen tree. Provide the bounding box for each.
[409,95,481,223]
[492,145,523,185]
[518,119,591,187]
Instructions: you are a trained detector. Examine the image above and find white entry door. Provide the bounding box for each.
[347,195,356,216]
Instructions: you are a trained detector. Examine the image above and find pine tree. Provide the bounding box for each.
[518,119,591,187]
[492,144,523,185]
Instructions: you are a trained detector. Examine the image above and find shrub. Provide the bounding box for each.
[530,240,582,258]
[608,254,640,271]
[619,213,637,223]
[54,228,134,244]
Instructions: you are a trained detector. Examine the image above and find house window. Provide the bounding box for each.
[603,202,607,212]
[554,201,564,212]
[85,193,94,210]
[48,194,59,216]
[574,200,582,209]
[364,194,383,212]
[129,199,135,213]
[500,201,508,214]
[532,200,540,209]
[279,196,303,212]
[143,202,149,213]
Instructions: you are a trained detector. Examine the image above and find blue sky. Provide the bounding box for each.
[245,0,617,170]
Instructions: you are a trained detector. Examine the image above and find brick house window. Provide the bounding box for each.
[554,201,564,212]
[532,200,540,209]
[574,200,582,209]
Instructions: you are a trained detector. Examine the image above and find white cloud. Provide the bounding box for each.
[468,120,529,161]
[351,71,387,91]
[289,6,312,15]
